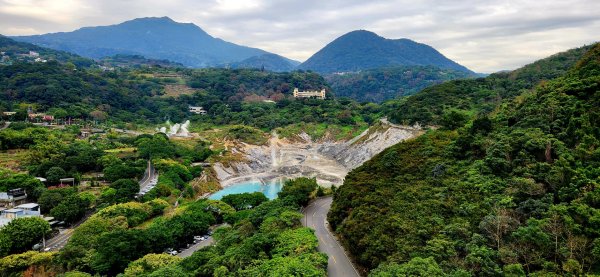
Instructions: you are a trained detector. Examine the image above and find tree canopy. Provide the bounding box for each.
[329,43,600,275]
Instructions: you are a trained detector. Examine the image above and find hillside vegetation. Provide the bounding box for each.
[225,53,300,72]
[328,43,600,275]
[0,35,94,67]
[385,44,595,126]
[326,65,475,103]
[1,36,379,132]
[0,178,325,276]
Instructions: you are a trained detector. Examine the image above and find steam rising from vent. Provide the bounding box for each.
[157,120,190,137]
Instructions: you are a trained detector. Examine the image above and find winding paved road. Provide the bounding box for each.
[138,160,158,196]
[44,228,74,251]
[303,197,360,277]
[177,237,214,258]
[44,213,91,251]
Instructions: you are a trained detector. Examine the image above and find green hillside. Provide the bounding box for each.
[225,53,300,72]
[326,65,476,103]
[328,43,600,275]
[0,35,94,67]
[385,44,595,126]
[1,36,378,132]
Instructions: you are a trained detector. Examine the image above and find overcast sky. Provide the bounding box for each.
[1,0,598,73]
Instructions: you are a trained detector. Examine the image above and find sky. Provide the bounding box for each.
[1,0,598,73]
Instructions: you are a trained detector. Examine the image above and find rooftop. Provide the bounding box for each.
[16,203,39,209]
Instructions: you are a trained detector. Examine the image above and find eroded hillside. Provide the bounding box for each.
[213,120,423,187]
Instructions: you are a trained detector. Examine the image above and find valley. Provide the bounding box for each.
[213,120,422,191]
[0,9,598,277]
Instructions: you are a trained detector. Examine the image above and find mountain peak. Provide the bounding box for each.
[131,16,175,22]
[115,16,194,29]
[11,17,273,68]
[299,30,472,74]
[334,30,386,43]
[343,29,380,37]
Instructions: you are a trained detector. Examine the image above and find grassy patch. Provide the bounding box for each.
[276,123,369,141]
[190,167,222,197]
[104,147,137,153]
[0,149,29,172]
[225,125,268,145]
[161,84,196,98]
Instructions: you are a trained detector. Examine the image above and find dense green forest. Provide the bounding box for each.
[325,66,475,103]
[385,44,595,126]
[329,43,600,275]
[0,125,213,227]
[4,27,600,277]
[99,54,184,68]
[1,36,379,132]
[0,89,326,276]
[0,178,325,276]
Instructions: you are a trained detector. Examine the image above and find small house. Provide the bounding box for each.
[189,106,207,115]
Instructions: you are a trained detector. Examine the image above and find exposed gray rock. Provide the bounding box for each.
[213,120,423,187]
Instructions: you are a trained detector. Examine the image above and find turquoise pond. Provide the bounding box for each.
[209,179,285,200]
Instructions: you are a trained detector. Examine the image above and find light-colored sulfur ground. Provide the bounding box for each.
[213,120,424,187]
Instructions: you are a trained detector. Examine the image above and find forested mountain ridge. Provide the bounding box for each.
[224,53,300,72]
[11,17,273,68]
[386,43,596,126]
[325,65,476,103]
[99,54,185,68]
[298,30,473,74]
[0,36,378,134]
[328,43,600,275]
[0,35,94,67]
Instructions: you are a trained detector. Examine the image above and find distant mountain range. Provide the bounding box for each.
[224,53,301,72]
[298,30,473,74]
[11,18,474,74]
[11,17,298,70]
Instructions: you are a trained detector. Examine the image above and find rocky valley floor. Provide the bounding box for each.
[213,120,424,187]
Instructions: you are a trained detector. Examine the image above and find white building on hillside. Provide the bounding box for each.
[293,88,326,99]
[0,188,27,208]
[189,106,207,115]
[0,203,42,227]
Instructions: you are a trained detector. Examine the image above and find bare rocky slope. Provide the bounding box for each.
[213,120,423,187]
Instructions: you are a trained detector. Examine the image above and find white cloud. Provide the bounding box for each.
[0,0,598,72]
